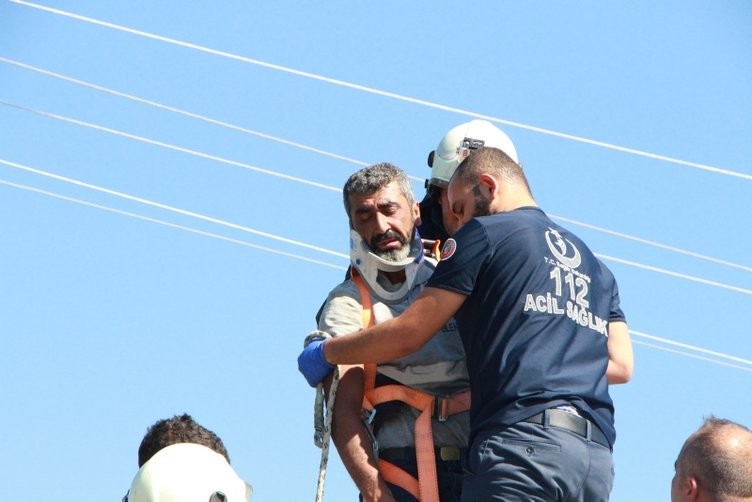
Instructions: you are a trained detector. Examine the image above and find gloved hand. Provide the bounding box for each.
[298,338,335,387]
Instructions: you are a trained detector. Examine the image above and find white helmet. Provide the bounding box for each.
[349,228,424,302]
[127,443,252,502]
[427,119,518,188]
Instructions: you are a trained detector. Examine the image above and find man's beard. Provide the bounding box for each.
[472,184,492,218]
[371,228,413,262]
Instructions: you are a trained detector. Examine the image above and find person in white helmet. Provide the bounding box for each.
[123,414,253,502]
[308,162,470,501]
[419,120,519,242]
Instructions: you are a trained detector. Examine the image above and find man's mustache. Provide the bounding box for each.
[371,229,407,249]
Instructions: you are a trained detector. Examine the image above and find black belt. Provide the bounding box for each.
[521,408,611,449]
[379,446,465,462]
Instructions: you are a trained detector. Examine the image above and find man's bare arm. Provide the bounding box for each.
[328,365,395,502]
[605,321,633,384]
[324,287,466,365]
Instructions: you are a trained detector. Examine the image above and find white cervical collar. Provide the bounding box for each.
[349,228,423,302]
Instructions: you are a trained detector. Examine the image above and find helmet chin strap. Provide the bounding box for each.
[349,228,424,302]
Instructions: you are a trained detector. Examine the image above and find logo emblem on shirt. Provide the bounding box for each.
[545,228,581,269]
[441,238,457,260]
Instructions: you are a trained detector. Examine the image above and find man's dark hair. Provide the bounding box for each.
[677,416,752,500]
[342,162,415,216]
[453,147,532,195]
[137,413,230,467]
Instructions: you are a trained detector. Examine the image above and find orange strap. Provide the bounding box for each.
[363,385,439,502]
[351,269,377,392]
[429,239,442,261]
[351,270,440,502]
[351,264,471,501]
[378,460,420,499]
[434,389,471,421]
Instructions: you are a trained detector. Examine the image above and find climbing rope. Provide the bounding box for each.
[307,331,339,502]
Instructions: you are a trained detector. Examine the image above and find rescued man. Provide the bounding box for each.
[314,162,469,501]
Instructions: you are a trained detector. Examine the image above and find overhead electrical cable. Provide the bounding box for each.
[0,56,376,175]
[2,175,750,374]
[1,96,749,275]
[631,330,752,367]
[0,99,342,193]
[631,340,752,373]
[0,178,347,270]
[595,254,752,295]
[550,215,752,274]
[8,0,752,183]
[0,158,348,260]
[1,156,749,297]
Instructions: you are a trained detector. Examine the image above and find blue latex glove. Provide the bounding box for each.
[298,339,335,387]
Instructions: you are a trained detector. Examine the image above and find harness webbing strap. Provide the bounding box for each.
[351,270,377,393]
[377,460,420,499]
[364,385,439,502]
[430,239,441,261]
[351,270,440,502]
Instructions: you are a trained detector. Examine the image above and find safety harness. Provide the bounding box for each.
[350,245,470,502]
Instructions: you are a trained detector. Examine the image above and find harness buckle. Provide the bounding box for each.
[361,408,379,461]
[362,408,376,425]
[434,396,450,422]
[439,446,462,461]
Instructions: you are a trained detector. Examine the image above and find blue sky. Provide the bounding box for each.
[1,1,750,500]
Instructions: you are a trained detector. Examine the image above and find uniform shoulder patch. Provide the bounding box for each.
[441,238,457,260]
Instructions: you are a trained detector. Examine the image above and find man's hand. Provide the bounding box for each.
[298,338,335,387]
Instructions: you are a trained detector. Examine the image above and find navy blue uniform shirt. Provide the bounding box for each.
[427,207,625,447]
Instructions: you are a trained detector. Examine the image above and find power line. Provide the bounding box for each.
[0,158,348,260]
[0,99,342,193]
[3,174,750,374]
[1,94,749,276]
[0,178,347,270]
[9,0,752,183]
[0,56,376,175]
[2,156,750,297]
[632,340,752,373]
[550,215,752,274]
[596,254,752,296]
[631,330,752,367]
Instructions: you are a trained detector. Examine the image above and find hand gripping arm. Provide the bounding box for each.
[299,331,336,387]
